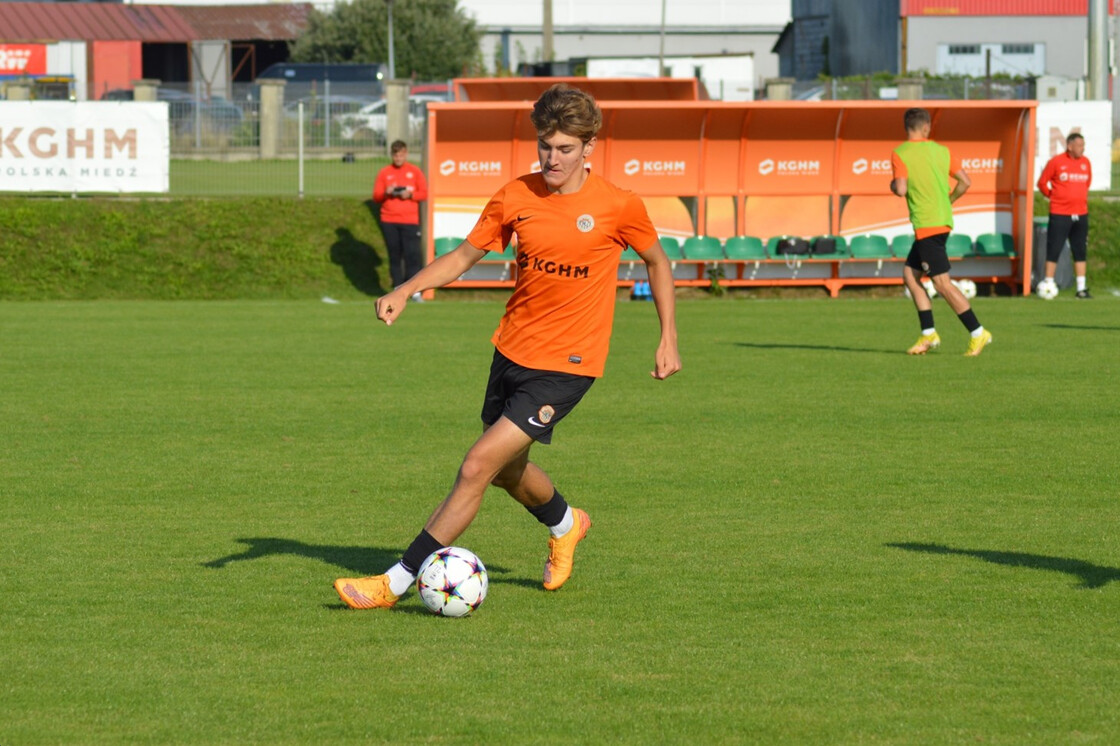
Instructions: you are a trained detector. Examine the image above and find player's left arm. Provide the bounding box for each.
[638,243,681,380]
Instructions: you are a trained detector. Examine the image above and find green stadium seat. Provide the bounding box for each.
[975,232,1016,257]
[681,236,724,260]
[658,236,683,259]
[809,235,849,259]
[722,236,767,260]
[890,234,915,258]
[659,236,683,259]
[849,234,892,259]
[434,236,462,256]
[945,233,974,258]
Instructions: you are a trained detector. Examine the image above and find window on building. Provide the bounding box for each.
[948,45,981,55]
[1002,44,1035,55]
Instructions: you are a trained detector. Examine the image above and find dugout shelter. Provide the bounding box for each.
[426,99,1036,296]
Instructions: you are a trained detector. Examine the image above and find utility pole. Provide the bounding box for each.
[542,0,554,65]
[385,0,396,80]
[1087,0,1109,100]
[658,0,667,75]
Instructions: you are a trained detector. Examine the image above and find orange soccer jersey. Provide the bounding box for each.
[466,171,658,378]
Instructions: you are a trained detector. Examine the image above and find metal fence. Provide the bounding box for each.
[158,79,449,196]
[790,76,1034,102]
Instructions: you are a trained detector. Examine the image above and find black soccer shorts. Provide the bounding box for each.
[905,232,952,277]
[481,350,595,445]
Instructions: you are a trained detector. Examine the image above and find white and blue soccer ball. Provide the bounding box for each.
[1035,279,1059,300]
[416,546,488,617]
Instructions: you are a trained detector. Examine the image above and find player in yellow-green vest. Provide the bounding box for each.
[891,107,993,357]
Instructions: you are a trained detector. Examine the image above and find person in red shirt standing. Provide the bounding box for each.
[1037,133,1092,298]
[334,84,681,611]
[373,140,428,300]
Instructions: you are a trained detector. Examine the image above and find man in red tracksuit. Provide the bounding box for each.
[1037,133,1092,299]
[373,140,429,299]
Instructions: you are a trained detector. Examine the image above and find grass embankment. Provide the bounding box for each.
[1,196,1119,300]
[0,197,388,300]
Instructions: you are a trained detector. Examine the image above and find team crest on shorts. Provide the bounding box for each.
[537,405,555,424]
[576,214,594,232]
[921,262,930,272]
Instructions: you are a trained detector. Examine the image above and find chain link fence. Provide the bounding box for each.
[160,79,450,196]
[791,76,1033,102]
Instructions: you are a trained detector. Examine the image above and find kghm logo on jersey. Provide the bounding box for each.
[576,214,594,232]
[759,158,820,176]
[517,252,591,279]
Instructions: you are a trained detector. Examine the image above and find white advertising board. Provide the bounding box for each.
[0,102,169,193]
[1035,101,1111,192]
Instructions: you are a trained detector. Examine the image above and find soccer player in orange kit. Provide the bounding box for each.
[335,84,681,610]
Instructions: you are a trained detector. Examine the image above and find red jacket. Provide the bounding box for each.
[373,162,428,224]
[1037,152,1091,216]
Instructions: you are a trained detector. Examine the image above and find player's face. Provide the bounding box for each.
[391,148,408,167]
[1068,137,1085,159]
[537,131,595,193]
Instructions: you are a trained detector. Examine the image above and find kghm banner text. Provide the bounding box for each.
[0,102,169,194]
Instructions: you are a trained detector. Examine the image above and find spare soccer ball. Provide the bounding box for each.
[922,279,938,299]
[416,546,488,617]
[1035,279,1059,300]
[954,278,977,299]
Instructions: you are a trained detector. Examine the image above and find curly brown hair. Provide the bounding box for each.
[530,84,603,142]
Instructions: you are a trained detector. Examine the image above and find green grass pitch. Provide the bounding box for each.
[2,295,1118,744]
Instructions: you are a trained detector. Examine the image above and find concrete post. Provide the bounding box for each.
[385,79,409,153]
[257,78,286,159]
[132,79,161,102]
[5,79,33,101]
[764,77,795,101]
[896,78,924,101]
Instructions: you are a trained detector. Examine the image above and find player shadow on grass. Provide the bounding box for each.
[202,536,520,584]
[330,224,385,296]
[887,542,1120,589]
[1040,323,1120,332]
[734,341,897,355]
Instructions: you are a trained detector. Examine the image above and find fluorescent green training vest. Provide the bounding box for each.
[894,140,954,230]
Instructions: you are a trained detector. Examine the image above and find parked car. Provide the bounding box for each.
[337,95,442,141]
[282,95,375,124]
[102,88,244,133]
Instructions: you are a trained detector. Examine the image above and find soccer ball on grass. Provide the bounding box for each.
[416,546,488,617]
[953,278,977,299]
[1035,279,1059,300]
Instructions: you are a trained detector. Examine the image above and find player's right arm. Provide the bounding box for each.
[376,241,487,326]
[1036,157,1054,199]
[889,151,907,197]
[948,168,970,204]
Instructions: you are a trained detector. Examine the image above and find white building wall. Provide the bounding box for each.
[907,17,1087,79]
[46,41,88,101]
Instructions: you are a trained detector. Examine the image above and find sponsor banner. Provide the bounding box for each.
[0,44,46,76]
[430,141,509,195]
[1035,100,1111,191]
[837,140,897,194]
[608,143,700,196]
[743,140,835,195]
[0,102,168,193]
